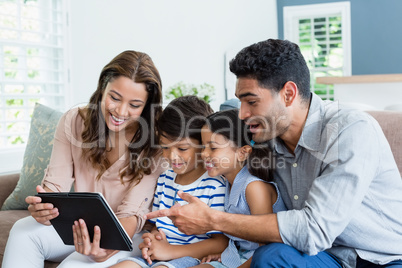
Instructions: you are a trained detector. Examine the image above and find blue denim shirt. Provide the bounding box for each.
[220,167,287,267]
[274,93,402,268]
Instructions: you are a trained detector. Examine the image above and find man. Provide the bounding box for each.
[147,39,402,267]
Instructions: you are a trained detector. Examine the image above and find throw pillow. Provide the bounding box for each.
[1,103,63,210]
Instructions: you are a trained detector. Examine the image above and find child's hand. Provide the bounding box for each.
[139,232,157,265]
[145,229,173,261]
[139,229,169,264]
[140,230,157,248]
[201,253,222,263]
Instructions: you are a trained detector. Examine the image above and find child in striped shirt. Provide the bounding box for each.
[112,96,228,268]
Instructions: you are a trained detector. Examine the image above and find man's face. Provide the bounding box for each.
[235,77,290,142]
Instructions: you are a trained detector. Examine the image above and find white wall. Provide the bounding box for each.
[0,0,277,175]
[69,0,278,111]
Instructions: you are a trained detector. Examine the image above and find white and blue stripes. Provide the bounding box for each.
[149,169,227,245]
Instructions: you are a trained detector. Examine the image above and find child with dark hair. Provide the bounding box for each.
[194,108,286,268]
[112,95,228,268]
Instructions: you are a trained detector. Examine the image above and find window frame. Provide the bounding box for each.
[283,1,351,99]
[0,0,71,174]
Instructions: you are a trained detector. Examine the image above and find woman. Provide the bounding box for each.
[2,50,165,267]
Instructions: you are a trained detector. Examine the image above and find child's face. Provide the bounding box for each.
[160,134,203,176]
[201,125,241,181]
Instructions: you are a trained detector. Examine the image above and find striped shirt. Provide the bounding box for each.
[148,169,227,245]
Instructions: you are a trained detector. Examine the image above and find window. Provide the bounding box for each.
[0,0,70,173]
[284,2,351,100]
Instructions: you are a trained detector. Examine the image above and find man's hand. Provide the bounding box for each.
[145,190,218,235]
[26,185,58,225]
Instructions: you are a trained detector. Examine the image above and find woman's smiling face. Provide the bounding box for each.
[100,76,148,134]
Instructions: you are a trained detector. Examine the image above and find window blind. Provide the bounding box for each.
[0,0,67,149]
[297,15,344,100]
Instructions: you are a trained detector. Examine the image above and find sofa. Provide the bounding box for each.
[0,109,401,267]
[0,103,63,268]
[0,173,59,268]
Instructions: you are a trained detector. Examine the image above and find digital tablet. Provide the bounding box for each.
[36,192,133,251]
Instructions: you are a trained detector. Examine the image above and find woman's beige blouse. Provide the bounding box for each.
[41,107,165,233]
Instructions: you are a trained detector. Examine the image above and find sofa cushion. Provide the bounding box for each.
[0,173,19,207]
[366,110,402,176]
[1,103,62,210]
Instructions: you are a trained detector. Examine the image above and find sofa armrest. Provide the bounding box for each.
[0,173,20,208]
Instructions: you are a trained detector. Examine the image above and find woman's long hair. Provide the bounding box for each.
[79,50,162,185]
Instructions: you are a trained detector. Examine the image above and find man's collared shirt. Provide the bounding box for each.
[274,93,402,268]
